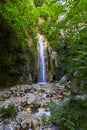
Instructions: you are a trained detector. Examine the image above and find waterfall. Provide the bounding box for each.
[38,34,47,84]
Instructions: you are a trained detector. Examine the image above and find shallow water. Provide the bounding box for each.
[35,108,51,117]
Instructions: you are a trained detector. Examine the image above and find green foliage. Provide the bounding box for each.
[0,0,87,90]
[41,99,87,130]
[0,0,38,87]
[0,103,18,119]
[37,0,87,91]
[0,18,31,87]
[49,98,87,130]
[41,114,51,126]
[37,4,50,20]
[0,0,39,36]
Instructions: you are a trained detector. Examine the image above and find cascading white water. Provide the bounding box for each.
[38,34,47,84]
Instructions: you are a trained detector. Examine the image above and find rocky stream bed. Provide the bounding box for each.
[0,83,70,130]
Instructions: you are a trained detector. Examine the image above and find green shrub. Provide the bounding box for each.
[49,98,87,130]
[0,103,18,119]
[41,113,51,127]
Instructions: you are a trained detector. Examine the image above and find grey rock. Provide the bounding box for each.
[3,124,14,130]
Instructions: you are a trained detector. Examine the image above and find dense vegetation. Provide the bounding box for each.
[0,0,87,90]
[41,98,87,130]
[0,0,38,87]
[36,0,87,94]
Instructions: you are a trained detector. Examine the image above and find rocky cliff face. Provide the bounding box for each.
[0,15,36,87]
[46,46,59,81]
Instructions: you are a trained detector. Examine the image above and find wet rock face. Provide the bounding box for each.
[0,83,69,130]
[46,46,59,82]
